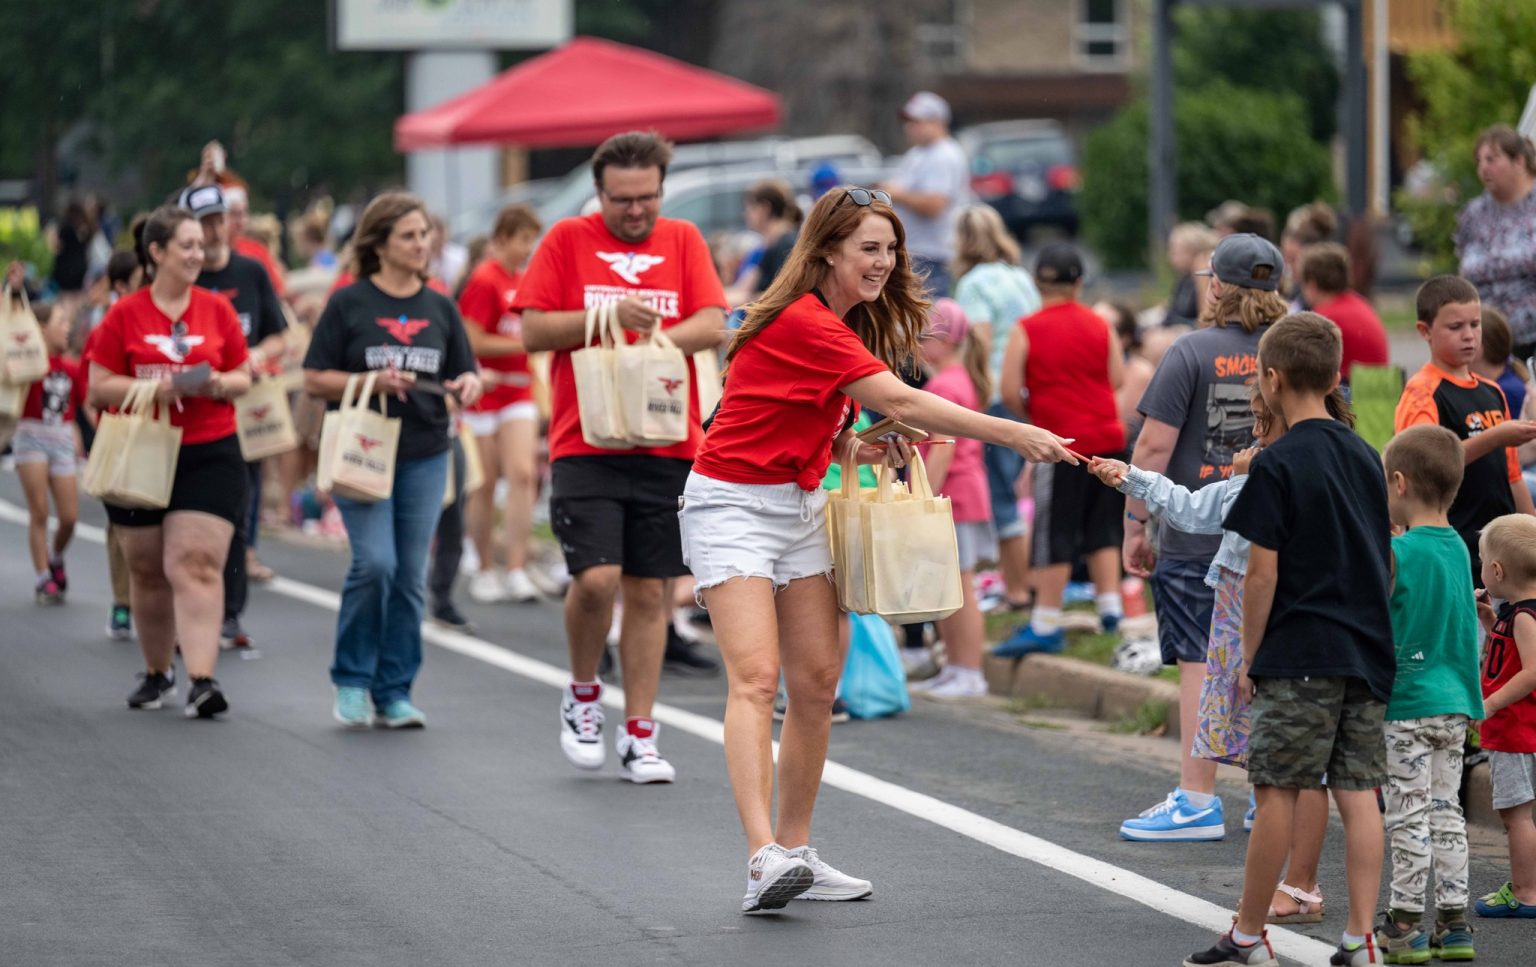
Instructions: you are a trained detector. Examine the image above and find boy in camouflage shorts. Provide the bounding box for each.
[1185,313,1396,967]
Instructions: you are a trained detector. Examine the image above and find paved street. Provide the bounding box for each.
[0,472,1523,967]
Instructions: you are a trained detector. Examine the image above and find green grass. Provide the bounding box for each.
[1111,699,1171,736]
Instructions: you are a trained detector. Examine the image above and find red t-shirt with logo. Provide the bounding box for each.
[86,287,248,444]
[1020,301,1126,456]
[693,292,888,491]
[457,258,531,410]
[22,355,86,425]
[1482,600,1536,752]
[513,213,728,462]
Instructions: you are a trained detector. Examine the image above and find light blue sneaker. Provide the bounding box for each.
[1119,788,1225,841]
[333,686,374,729]
[1063,581,1096,604]
[378,699,426,729]
[992,624,1065,659]
[1244,789,1256,832]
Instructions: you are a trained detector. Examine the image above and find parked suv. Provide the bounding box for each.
[957,120,1080,239]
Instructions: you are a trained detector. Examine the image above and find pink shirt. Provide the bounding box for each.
[922,366,990,523]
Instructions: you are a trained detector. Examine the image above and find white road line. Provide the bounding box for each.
[0,498,1331,964]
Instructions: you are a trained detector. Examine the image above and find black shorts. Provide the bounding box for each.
[104,434,249,529]
[550,455,691,578]
[1030,454,1127,568]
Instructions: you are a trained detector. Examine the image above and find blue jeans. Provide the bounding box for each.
[983,401,1027,539]
[331,450,450,706]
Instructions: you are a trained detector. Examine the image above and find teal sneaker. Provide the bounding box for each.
[1430,918,1474,961]
[378,699,426,729]
[1374,915,1429,964]
[1474,881,1536,918]
[333,686,374,729]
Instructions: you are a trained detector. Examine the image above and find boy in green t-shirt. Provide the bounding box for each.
[1376,424,1487,963]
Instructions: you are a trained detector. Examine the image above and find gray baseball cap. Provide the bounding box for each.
[1203,232,1283,292]
[177,183,228,219]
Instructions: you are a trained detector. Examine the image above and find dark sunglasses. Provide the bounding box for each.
[170,320,191,358]
[841,187,892,207]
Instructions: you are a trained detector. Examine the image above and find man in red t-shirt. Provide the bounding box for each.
[1299,242,1388,382]
[998,243,1127,655]
[518,132,728,784]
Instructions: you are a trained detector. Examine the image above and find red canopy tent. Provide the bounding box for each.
[394,37,782,152]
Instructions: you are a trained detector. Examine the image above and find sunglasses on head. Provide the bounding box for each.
[841,187,892,207]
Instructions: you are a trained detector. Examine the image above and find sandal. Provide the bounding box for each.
[1231,883,1324,925]
[246,553,275,584]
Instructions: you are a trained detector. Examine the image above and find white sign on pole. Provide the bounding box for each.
[1519,83,1536,145]
[334,0,572,51]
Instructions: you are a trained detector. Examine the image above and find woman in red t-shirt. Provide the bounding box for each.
[457,204,543,605]
[87,206,253,719]
[683,187,1075,912]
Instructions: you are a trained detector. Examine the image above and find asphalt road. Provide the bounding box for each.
[0,472,1524,967]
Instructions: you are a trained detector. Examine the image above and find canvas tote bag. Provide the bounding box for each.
[234,376,299,461]
[851,450,963,623]
[692,345,723,419]
[84,380,151,498]
[571,302,630,449]
[828,451,882,614]
[615,324,690,447]
[100,379,182,510]
[0,284,49,385]
[321,369,400,502]
[0,381,24,419]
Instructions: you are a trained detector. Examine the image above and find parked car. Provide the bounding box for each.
[657,161,894,240]
[450,135,885,241]
[957,119,1080,240]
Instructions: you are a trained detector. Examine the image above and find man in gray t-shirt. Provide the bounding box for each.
[882,91,971,297]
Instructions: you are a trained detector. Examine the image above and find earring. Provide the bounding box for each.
[826,258,834,265]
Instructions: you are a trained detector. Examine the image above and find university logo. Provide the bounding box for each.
[377,315,432,345]
[249,405,271,420]
[657,377,684,397]
[144,333,206,363]
[356,434,382,452]
[597,251,665,285]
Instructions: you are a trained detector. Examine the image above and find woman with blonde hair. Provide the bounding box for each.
[950,202,1041,610]
[683,186,1074,912]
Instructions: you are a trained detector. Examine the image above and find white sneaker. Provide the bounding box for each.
[908,666,953,693]
[468,570,508,603]
[559,685,605,770]
[616,723,676,784]
[503,568,542,603]
[786,845,872,901]
[741,843,814,913]
[900,646,933,673]
[923,669,987,699]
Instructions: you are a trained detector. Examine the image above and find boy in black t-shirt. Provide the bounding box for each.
[1184,313,1395,967]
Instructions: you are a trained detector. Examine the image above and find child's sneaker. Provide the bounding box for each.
[1119,789,1225,841]
[49,558,67,592]
[1474,881,1536,918]
[34,577,64,605]
[1183,931,1277,966]
[991,624,1065,659]
[1374,916,1428,965]
[1329,936,1381,966]
[1243,789,1256,832]
[107,605,133,641]
[1430,918,1475,961]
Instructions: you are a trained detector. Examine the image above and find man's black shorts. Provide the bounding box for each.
[550,455,691,578]
[1030,453,1127,568]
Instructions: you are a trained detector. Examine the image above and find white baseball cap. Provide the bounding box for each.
[901,91,951,124]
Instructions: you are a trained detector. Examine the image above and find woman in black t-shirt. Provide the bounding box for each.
[303,192,481,730]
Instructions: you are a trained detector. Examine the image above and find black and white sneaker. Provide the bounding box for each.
[219,618,260,660]
[616,721,676,783]
[127,670,176,710]
[559,684,605,769]
[429,601,475,633]
[184,678,228,719]
[664,627,720,677]
[741,843,814,913]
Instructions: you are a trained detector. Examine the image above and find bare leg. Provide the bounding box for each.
[1503,802,1536,903]
[1032,562,1070,612]
[997,534,1033,605]
[564,564,620,681]
[1276,787,1329,908]
[121,526,175,674]
[1332,787,1385,939]
[617,575,666,719]
[468,432,499,573]
[935,568,983,671]
[17,462,50,573]
[774,575,844,849]
[703,576,781,852]
[1234,785,1300,936]
[1179,661,1219,795]
[1086,545,1120,596]
[48,472,78,558]
[500,418,537,571]
[161,512,234,680]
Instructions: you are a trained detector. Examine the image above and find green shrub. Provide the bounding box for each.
[1081,81,1334,269]
[0,206,52,280]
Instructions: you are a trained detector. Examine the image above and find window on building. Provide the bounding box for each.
[1076,0,1128,71]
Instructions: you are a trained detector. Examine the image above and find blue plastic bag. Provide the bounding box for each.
[837,613,910,720]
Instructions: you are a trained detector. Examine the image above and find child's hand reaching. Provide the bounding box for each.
[1088,457,1129,487]
[1232,447,1260,476]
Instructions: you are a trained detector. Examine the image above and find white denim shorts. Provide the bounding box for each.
[462,400,538,437]
[13,419,77,476]
[679,471,832,606]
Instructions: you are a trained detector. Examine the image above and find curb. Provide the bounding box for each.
[984,652,1502,832]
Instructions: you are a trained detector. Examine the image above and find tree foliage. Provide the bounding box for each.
[1082,82,1334,269]
[1396,0,1536,271]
